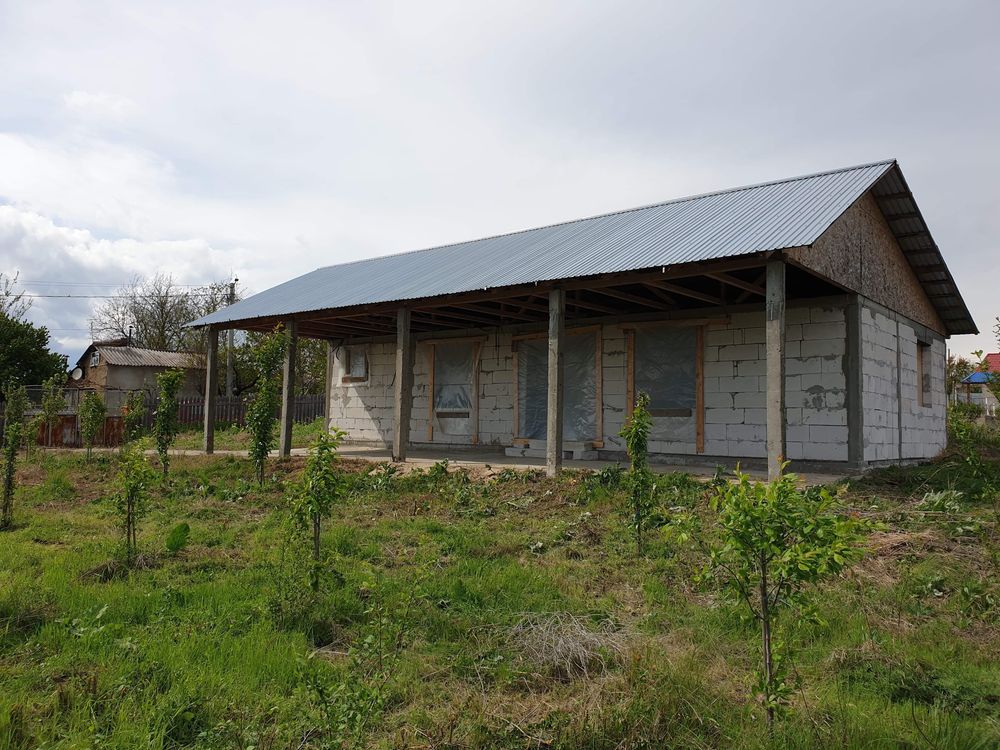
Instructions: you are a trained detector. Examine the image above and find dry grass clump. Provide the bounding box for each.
[508,612,629,680]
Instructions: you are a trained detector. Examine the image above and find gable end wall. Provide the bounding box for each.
[787,193,945,334]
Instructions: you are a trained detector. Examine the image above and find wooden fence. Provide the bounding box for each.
[1,392,327,448]
[141,394,326,428]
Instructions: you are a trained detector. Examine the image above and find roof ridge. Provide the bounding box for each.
[315,158,897,272]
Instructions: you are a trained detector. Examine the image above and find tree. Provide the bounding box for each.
[115,443,155,563]
[121,390,146,447]
[90,273,240,353]
[1,382,29,530]
[246,327,287,485]
[153,369,184,476]
[40,374,66,448]
[79,391,107,460]
[620,392,656,554]
[0,271,31,321]
[295,430,347,588]
[669,469,865,731]
[0,314,66,387]
[946,353,974,398]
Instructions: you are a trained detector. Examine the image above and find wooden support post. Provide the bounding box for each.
[203,328,219,454]
[546,289,565,477]
[324,340,335,434]
[765,260,786,481]
[845,296,865,468]
[392,308,414,461]
[278,320,297,458]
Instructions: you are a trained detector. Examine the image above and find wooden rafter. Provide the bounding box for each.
[591,286,669,310]
[652,281,722,306]
[705,271,765,297]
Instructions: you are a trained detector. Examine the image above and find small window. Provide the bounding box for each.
[89,351,100,368]
[917,341,932,407]
[342,347,368,383]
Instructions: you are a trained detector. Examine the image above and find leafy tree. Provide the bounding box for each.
[121,390,147,447]
[668,469,866,730]
[0,314,66,389]
[946,353,974,398]
[40,374,66,448]
[115,443,156,563]
[1,382,29,529]
[153,369,184,477]
[620,392,656,554]
[295,430,347,589]
[247,326,288,486]
[79,391,107,460]
[1,420,20,530]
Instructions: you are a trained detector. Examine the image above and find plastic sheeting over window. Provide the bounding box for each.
[634,327,697,443]
[517,333,597,441]
[433,341,475,437]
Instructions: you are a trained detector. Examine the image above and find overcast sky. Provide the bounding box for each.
[1,0,998,363]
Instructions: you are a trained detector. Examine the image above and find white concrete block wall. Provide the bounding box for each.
[861,306,900,462]
[697,306,848,462]
[327,332,516,448]
[859,302,946,462]
[326,301,952,465]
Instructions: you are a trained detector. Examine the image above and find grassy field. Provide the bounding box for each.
[1,446,998,748]
[172,418,329,452]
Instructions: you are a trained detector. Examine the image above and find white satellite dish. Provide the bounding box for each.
[70,367,84,381]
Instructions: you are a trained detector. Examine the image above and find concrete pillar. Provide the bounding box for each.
[845,296,865,468]
[324,340,335,434]
[278,320,297,458]
[546,288,565,477]
[392,309,414,461]
[765,260,786,480]
[203,328,219,454]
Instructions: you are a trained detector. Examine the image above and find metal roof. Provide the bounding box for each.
[189,159,975,335]
[962,371,992,385]
[93,346,201,369]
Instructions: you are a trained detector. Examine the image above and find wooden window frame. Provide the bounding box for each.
[340,346,369,384]
[916,340,931,408]
[623,321,708,454]
[425,336,484,444]
[511,326,603,448]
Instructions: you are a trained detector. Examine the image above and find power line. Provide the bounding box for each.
[20,292,228,299]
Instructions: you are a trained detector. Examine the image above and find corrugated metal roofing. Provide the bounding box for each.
[188,159,975,335]
[97,346,200,369]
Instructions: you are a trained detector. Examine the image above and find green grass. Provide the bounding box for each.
[173,417,328,452]
[0,451,998,748]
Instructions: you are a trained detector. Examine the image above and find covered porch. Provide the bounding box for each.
[199,254,856,479]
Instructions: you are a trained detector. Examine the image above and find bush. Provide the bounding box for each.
[78,391,107,460]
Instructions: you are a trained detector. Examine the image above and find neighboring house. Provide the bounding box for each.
[189,159,977,471]
[959,355,999,415]
[71,339,204,401]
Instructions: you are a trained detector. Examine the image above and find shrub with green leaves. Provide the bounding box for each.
[295,429,347,589]
[165,522,191,555]
[620,392,656,554]
[153,369,185,477]
[122,389,146,446]
[39,373,66,447]
[115,443,156,563]
[246,326,287,486]
[78,391,107,460]
[667,468,867,730]
[1,419,21,530]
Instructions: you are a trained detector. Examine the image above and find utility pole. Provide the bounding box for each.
[225,277,237,397]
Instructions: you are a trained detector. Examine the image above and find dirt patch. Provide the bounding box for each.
[79,554,160,582]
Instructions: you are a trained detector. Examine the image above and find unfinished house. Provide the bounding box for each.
[189,160,976,475]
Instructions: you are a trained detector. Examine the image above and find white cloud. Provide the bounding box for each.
[63,90,136,121]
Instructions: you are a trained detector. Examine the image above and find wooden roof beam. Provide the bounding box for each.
[652,281,722,306]
[705,271,765,297]
[591,286,671,310]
